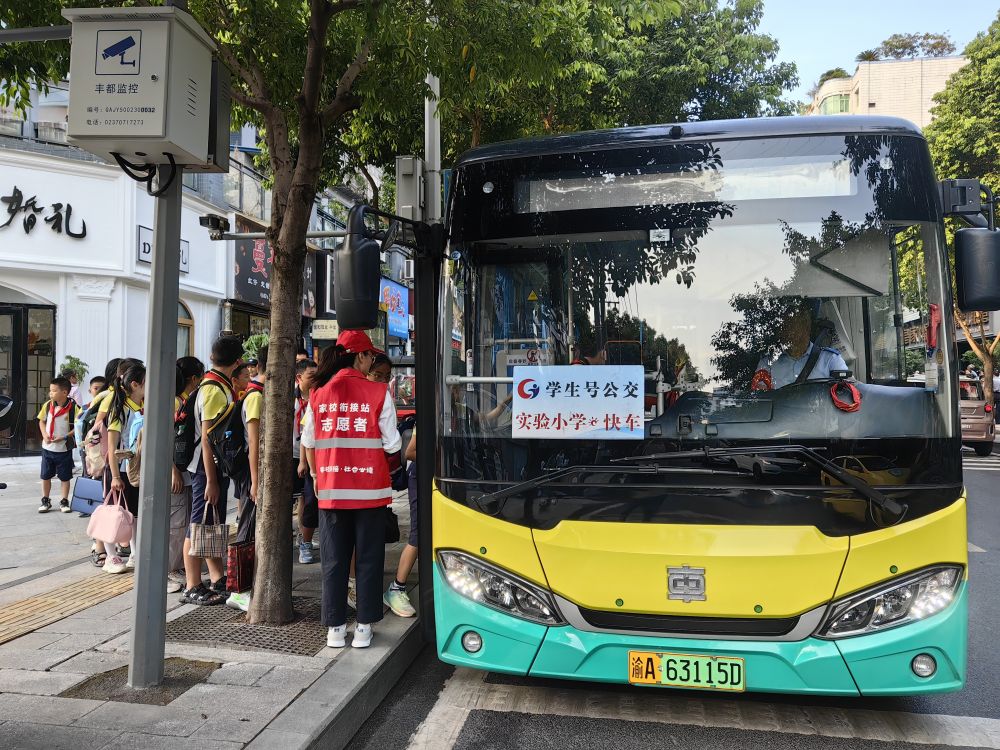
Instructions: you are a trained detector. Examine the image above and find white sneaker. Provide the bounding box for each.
[166,579,183,594]
[227,592,251,612]
[126,554,136,570]
[327,625,347,648]
[352,623,373,648]
[104,555,128,574]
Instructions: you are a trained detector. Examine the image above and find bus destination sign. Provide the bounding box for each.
[511,365,644,440]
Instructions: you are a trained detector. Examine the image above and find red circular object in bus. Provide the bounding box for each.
[830,381,862,412]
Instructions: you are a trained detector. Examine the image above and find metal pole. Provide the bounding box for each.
[424,73,442,222]
[129,165,182,688]
[0,26,72,43]
[415,239,440,643]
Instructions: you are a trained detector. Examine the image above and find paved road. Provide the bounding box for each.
[350,449,1000,750]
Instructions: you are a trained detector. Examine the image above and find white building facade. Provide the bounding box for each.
[0,143,227,454]
[806,56,968,128]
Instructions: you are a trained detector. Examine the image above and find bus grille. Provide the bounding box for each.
[577,607,799,637]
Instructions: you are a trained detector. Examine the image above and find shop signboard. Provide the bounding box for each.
[137,225,189,273]
[233,220,317,315]
[380,278,409,339]
[312,309,387,350]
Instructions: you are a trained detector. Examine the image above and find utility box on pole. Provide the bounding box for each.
[62,6,221,168]
[396,155,426,222]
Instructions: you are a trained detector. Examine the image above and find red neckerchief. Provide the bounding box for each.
[46,400,72,440]
[294,391,306,437]
[246,380,264,395]
[203,369,235,394]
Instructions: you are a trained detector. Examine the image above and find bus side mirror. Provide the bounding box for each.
[333,205,381,330]
[955,228,1000,312]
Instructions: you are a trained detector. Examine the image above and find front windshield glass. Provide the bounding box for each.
[438,133,960,533]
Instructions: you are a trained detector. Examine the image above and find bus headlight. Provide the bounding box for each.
[817,565,963,638]
[438,550,564,625]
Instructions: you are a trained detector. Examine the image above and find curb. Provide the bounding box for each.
[247,585,424,750]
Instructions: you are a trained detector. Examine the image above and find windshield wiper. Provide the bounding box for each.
[613,445,908,524]
[475,462,744,507]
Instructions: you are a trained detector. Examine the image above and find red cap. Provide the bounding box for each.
[337,329,383,355]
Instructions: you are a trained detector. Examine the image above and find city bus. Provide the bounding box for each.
[337,115,1000,696]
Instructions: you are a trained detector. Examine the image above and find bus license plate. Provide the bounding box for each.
[628,651,745,692]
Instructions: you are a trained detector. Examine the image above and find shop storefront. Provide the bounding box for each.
[0,304,55,453]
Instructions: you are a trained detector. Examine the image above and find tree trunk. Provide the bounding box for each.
[956,307,1000,403]
[248,191,311,626]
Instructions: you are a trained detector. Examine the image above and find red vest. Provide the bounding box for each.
[310,368,391,510]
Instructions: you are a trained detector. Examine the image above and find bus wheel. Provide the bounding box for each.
[974,443,994,457]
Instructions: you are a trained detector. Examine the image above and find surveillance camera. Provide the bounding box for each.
[199,214,230,233]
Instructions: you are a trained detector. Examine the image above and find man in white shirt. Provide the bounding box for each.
[752,301,847,390]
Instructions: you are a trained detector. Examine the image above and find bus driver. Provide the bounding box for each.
[751,300,847,390]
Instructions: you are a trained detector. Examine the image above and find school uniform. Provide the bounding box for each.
[37,399,78,482]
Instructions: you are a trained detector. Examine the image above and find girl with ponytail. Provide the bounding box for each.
[100,361,145,574]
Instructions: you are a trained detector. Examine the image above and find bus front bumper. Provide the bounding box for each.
[433,567,967,696]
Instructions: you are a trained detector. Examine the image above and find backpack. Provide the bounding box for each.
[85,426,106,478]
[207,380,264,484]
[173,375,229,470]
[126,413,144,488]
[80,392,107,441]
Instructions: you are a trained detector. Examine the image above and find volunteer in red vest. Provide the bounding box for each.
[302,330,402,649]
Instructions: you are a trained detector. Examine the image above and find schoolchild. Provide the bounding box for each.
[37,376,79,514]
[103,361,145,574]
[180,336,242,606]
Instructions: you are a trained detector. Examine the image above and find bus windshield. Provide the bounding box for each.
[439,133,961,531]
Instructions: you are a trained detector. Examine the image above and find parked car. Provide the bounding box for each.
[820,455,909,486]
[958,377,994,456]
[729,454,813,483]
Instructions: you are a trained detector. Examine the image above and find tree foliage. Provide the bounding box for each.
[612,0,799,126]
[878,32,956,59]
[925,12,1000,399]
[339,0,798,175]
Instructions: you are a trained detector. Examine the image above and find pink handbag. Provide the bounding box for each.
[86,488,134,546]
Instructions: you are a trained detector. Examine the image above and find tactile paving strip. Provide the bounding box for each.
[0,572,135,645]
[165,595,334,656]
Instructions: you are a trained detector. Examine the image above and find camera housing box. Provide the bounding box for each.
[63,6,222,169]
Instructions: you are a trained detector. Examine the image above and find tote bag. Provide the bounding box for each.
[189,503,229,558]
[86,488,134,546]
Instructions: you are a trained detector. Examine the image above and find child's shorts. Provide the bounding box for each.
[40,449,74,482]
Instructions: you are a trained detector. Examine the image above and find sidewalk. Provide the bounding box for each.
[0,457,422,749]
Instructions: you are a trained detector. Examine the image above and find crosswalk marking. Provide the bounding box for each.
[409,667,1000,749]
[969,542,987,553]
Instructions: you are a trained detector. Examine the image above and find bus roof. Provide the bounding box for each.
[453,115,924,168]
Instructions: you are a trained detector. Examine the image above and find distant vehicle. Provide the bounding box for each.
[957,377,994,456]
[909,375,994,456]
[821,455,909,486]
[729,454,811,483]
